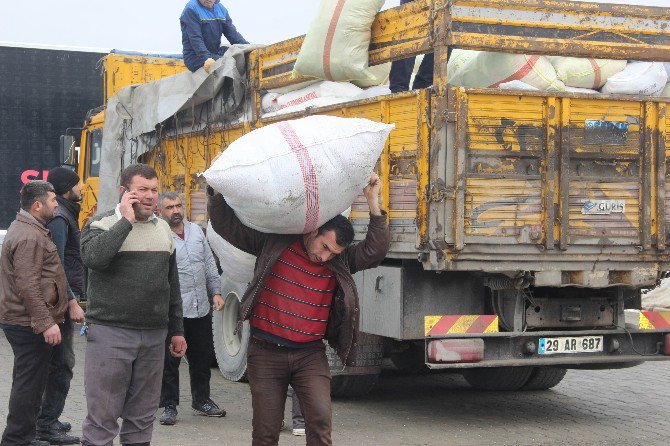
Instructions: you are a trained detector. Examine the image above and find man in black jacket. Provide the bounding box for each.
[35,167,86,445]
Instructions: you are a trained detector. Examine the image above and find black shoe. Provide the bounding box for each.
[30,440,50,446]
[192,399,226,417]
[159,405,178,425]
[53,420,73,432]
[36,429,80,445]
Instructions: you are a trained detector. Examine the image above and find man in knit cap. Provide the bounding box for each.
[33,167,85,445]
[80,164,186,446]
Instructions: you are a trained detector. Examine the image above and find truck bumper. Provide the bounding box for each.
[425,329,670,369]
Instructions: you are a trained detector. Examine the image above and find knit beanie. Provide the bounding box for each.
[47,167,80,196]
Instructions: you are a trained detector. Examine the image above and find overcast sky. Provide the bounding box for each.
[0,0,666,54]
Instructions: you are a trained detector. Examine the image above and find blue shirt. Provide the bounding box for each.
[180,0,248,72]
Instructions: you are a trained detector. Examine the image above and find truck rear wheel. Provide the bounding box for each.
[330,374,379,398]
[389,343,428,374]
[522,367,567,390]
[462,366,534,391]
[212,277,250,382]
[328,332,383,397]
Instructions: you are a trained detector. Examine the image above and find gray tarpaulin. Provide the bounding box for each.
[98,44,262,213]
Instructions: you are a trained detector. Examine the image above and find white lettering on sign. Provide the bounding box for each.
[581,199,625,215]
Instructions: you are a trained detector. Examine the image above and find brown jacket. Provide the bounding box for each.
[0,210,69,333]
[208,189,390,365]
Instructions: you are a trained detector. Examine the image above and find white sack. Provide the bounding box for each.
[565,86,600,94]
[294,0,385,82]
[261,81,362,113]
[352,63,392,88]
[206,221,256,284]
[549,57,626,89]
[262,96,352,117]
[660,82,670,97]
[641,278,670,311]
[203,115,394,234]
[601,62,668,96]
[498,80,539,91]
[447,49,478,81]
[448,52,565,91]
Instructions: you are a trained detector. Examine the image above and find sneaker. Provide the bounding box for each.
[159,405,178,425]
[55,420,72,432]
[192,399,226,417]
[293,428,306,436]
[35,429,80,445]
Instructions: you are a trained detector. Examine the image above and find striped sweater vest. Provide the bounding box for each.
[250,240,337,344]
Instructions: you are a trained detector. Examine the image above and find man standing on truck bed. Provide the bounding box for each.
[180,0,248,73]
[208,171,390,446]
[80,164,186,446]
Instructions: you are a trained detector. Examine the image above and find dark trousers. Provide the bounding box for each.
[247,337,331,446]
[37,313,75,430]
[389,0,435,93]
[160,314,213,407]
[1,326,53,446]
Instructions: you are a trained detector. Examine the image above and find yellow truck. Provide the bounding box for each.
[61,50,188,227]
[62,0,670,396]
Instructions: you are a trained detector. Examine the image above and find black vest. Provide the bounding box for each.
[54,197,85,297]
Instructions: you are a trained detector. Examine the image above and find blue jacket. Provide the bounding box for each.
[180,0,248,72]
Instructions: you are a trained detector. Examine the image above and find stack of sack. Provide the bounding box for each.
[447,49,670,97]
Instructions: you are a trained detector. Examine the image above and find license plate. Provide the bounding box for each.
[538,336,603,355]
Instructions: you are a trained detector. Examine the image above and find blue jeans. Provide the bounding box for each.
[37,313,75,431]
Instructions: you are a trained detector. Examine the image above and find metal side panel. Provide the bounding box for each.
[359,266,403,339]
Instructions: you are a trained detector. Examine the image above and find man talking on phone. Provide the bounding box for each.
[80,164,186,446]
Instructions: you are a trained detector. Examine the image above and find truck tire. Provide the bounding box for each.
[462,366,534,391]
[328,332,383,397]
[522,367,567,390]
[212,277,250,382]
[330,374,379,398]
[389,343,428,374]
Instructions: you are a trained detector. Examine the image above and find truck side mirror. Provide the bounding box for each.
[59,135,76,166]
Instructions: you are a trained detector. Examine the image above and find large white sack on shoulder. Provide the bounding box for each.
[206,221,256,284]
[294,0,385,82]
[204,115,394,234]
[261,81,362,113]
[601,62,668,95]
[498,80,539,91]
[450,52,565,91]
[550,57,626,89]
[661,83,670,97]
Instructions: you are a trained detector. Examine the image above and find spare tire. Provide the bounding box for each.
[462,366,534,391]
[212,277,250,382]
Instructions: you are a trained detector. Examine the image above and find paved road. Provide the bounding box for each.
[1,331,669,446]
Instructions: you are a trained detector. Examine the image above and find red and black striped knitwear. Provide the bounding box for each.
[250,240,337,344]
